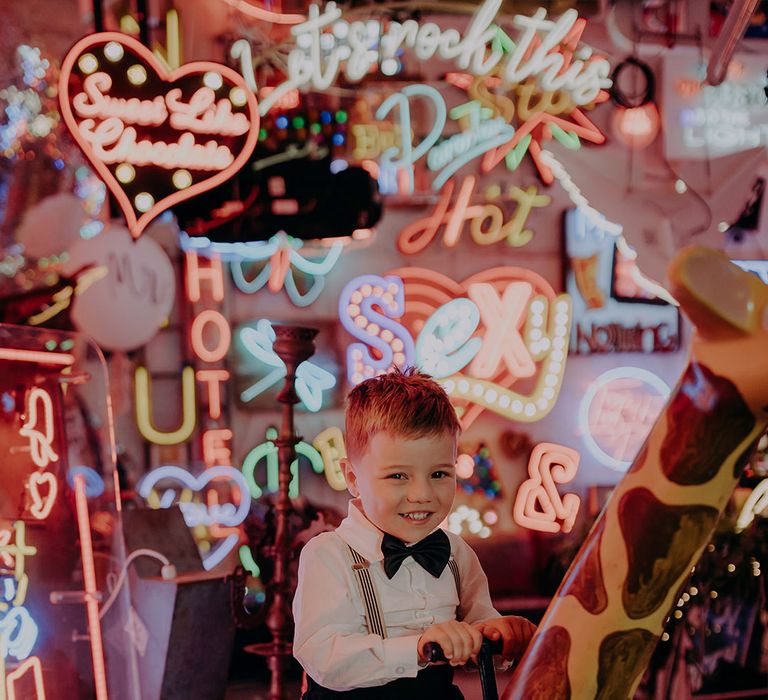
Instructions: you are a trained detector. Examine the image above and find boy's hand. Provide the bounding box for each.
[417,620,483,666]
[473,615,536,661]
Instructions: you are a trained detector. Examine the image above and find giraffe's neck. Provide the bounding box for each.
[502,248,768,700]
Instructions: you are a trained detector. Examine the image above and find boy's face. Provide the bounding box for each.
[342,430,457,543]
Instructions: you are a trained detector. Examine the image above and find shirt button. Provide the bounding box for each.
[395,666,405,675]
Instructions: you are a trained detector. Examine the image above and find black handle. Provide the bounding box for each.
[423,636,504,663]
[423,637,502,700]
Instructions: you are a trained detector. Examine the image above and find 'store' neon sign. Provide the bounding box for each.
[59,32,259,239]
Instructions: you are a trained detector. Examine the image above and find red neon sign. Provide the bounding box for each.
[59,32,260,239]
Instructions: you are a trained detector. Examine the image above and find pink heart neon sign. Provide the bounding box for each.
[59,32,260,239]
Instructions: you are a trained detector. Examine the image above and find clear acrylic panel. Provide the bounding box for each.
[0,323,139,700]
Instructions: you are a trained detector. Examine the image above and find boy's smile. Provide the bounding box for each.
[343,431,457,544]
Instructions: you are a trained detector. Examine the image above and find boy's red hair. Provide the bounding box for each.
[345,367,461,461]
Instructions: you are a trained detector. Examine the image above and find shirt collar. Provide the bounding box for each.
[335,499,385,563]
[334,499,447,562]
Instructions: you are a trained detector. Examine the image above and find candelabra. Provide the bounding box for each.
[255,324,318,700]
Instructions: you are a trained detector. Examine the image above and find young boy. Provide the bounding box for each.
[292,368,535,698]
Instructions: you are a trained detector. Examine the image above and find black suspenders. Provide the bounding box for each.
[344,540,461,637]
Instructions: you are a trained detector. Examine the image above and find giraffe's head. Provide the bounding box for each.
[668,247,768,414]
[669,247,768,339]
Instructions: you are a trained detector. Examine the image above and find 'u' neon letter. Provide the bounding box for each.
[135,365,197,445]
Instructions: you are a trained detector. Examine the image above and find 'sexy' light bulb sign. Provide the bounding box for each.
[339,267,572,428]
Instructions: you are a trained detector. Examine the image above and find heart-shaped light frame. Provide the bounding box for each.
[59,32,260,239]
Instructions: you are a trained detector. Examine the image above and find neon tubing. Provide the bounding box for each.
[73,474,109,700]
[0,349,74,366]
[134,366,196,445]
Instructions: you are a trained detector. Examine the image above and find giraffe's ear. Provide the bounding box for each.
[668,247,768,339]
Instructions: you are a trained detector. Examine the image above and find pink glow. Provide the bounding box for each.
[6,656,47,700]
[186,252,225,303]
[73,474,109,700]
[0,349,74,366]
[190,309,231,363]
[19,388,58,469]
[196,369,230,420]
[27,472,58,521]
[220,0,305,24]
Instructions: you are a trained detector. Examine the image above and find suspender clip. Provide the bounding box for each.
[351,562,369,570]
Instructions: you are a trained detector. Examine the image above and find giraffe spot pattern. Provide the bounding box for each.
[733,437,760,480]
[557,517,607,614]
[626,443,649,476]
[506,626,571,699]
[595,629,658,699]
[660,362,754,485]
[619,488,718,619]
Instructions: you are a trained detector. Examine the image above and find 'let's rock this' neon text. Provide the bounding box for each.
[256,0,612,115]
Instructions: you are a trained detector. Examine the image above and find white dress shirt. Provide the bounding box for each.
[292,499,500,691]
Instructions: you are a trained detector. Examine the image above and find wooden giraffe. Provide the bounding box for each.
[502,247,768,699]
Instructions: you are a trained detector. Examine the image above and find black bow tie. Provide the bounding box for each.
[380,529,451,579]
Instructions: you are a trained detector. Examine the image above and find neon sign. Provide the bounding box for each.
[0,331,118,699]
[397,175,549,254]
[662,49,768,160]
[238,320,336,412]
[241,427,324,500]
[135,365,197,445]
[59,32,259,239]
[340,267,571,427]
[513,442,580,533]
[255,0,611,115]
[139,466,251,571]
[578,367,670,472]
[19,388,58,470]
[564,208,681,354]
[229,232,344,307]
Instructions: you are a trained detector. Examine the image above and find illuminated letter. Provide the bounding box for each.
[27,473,58,521]
[312,427,348,491]
[513,442,581,533]
[202,429,233,468]
[19,388,58,469]
[190,309,231,363]
[468,281,535,378]
[338,274,415,385]
[135,365,196,445]
[185,251,224,303]
[196,368,230,420]
[0,606,38,660]
[415,298,482,378]
[375,84,446,194]
[6,655,47,700]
